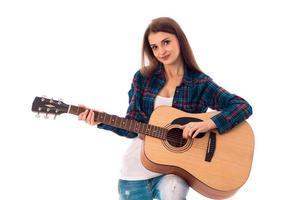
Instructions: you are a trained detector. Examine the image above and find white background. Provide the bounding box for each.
[1,0,299,199]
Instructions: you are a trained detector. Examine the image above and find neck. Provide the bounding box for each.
[164,60,184,78]
[68,105,167,139]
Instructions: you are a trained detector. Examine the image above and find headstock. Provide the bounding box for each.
[32,96,69,119]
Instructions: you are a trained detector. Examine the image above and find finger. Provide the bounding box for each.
[186,125,196,137]
[183,127,191,139]
[182,127,187,138]
[78,104,86,108]
[88,110,96,125]
[187,128,195,138]
[86,109,93,123]
[78,109,86,120]
[78,104,87,116]
[192,129,202,138]
[179,124,187,129]
[81,109,89,121]
[188,122,198,137]
[91,111,97,125]
[180,123,191,137]
[179,124,188,129]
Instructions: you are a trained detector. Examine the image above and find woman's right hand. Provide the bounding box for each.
[78,105,100,126]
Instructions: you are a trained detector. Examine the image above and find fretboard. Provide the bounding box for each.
[68,105,167,139]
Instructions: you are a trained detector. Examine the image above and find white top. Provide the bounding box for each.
[119,95,173,180]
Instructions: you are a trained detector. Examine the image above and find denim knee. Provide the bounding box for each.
[157,174,189,200]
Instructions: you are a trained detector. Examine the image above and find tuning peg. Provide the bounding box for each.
[44,113,49,119]
[35,107,42,118]
[41,95,46,101]
[58,98,63,105]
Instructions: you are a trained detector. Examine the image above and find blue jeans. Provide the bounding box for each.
[118,174,189,200]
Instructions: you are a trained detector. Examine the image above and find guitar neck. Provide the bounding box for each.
[68,105,167,139]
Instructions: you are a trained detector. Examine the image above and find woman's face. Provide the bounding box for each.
[148,32,182,66]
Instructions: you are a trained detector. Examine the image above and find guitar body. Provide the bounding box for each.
[142,106,254,199]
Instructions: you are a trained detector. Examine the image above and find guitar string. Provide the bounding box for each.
[45,105,193,144]
[73,107,203,144]
[46,105,207,146]
[104,117,204,144]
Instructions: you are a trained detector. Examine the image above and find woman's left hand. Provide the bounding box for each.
[179,119,217,139]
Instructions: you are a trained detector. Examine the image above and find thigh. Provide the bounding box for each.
[118,179,153,200]
[154,174,189,200]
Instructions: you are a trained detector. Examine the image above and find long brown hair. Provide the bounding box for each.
[141,17,200,77]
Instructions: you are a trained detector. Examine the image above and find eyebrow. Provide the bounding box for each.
[150,37,170,46]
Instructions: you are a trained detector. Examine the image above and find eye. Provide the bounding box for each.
[163,40,170,46]
[150,45,157,51]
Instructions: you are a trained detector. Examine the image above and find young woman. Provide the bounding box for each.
[79,17,252,200]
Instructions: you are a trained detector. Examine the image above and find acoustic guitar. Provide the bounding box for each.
[31,96,254,199]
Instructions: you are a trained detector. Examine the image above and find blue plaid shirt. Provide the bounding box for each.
[98,65,252,138]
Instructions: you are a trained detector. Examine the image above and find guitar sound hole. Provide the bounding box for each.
[166,128,187,148]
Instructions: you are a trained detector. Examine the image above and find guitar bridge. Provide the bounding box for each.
[205,132,216,162]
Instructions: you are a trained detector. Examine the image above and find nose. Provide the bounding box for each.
[158,46,167,56]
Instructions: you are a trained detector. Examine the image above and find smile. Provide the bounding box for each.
[160,55,170,60]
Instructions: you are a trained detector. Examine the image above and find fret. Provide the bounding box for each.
[157,127,160,137]
[68,105,74,114]
[159,127,163,138]
[125,119,130,131]
[129,119,133,132]
[134,121,138,132]
[120,118,123,127]
[122,118,127,128]
[162,128,166,138]
[162,128,167,139]
[145,124,149,134]
[139,122,142,133]
[151,125,156,137]
[160,128,165,138]
[157,127,161,138]
[159,128,163,138]
[98,112,105,122]
[135,122,140,133]
[139,122,143,133]
[69,105,84,115]
[146,124,150,135]
[150,125,154,137]
[94,112,98,121]
[115,116,121,128]
[141,123,146,135]
[154,126,158,137]
[95,111,99,122]
[117,116,122,128]
[110,115,116,126]
[134,122,138,132]
[108,115,112,125]
[133,121,137,133]
[103,113,107,124]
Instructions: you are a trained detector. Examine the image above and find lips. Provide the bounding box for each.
[160,54,170,60]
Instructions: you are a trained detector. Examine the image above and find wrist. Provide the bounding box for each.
[207,119,217,130]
